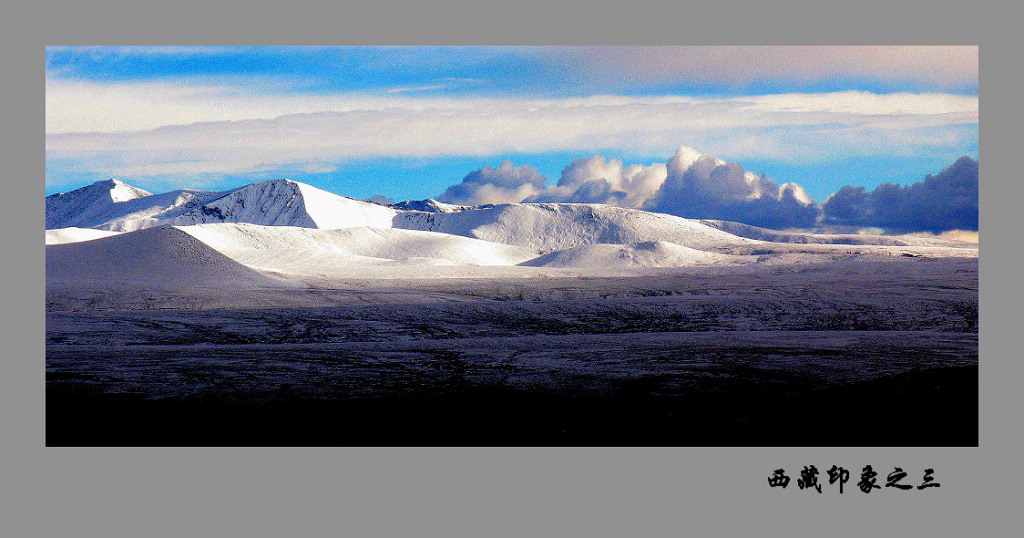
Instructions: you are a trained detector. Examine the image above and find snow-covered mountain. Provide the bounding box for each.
[46,179,395,232]
[45,179,152,229]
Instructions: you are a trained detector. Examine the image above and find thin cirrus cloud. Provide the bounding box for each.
[551,46,978,90]
[45,75,979,134]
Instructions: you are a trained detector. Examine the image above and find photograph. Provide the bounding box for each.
[44,45,978,447]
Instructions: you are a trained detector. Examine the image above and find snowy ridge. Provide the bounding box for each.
[97,189,228,232]
[393,203,759,252]
[177,180,397,229]
[390,199,470,213]
[698,219,975,247]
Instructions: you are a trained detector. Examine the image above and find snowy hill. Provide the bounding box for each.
[393,203,759,252]
[45,227,122,245]
[45,226,281,288]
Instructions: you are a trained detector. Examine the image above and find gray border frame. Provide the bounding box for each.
[9,2,1015,535]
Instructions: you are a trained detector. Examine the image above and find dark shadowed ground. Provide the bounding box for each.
[46,258,978,446]
[48,364,976,446]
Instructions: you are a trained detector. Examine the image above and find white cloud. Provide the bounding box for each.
[530,155,668,207]
[46,78,978,183]
[431,146,824,229]
[437,161,547,205]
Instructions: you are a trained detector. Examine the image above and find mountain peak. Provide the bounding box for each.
[391,199,468,213]
[250,178,298,187]
[98,178,152,202]
[45,179,153,229]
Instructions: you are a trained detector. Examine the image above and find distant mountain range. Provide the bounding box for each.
[45,178,978,284]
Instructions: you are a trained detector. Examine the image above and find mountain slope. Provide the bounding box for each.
[177,223,540,277]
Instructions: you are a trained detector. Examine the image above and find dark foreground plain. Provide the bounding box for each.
[46,258,978,446]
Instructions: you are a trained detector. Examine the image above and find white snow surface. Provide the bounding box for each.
[45,227,122,245]
[176,223,541,278]
[520,241,745,268]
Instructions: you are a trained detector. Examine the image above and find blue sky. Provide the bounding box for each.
[45,46,978,204]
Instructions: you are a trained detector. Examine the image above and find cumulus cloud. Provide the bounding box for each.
[527,155,667,207]
[431,147,977,233]
[820,156,978,233]
[433,146,820,229]
[436,161,548,205]
[644,147,820,229]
